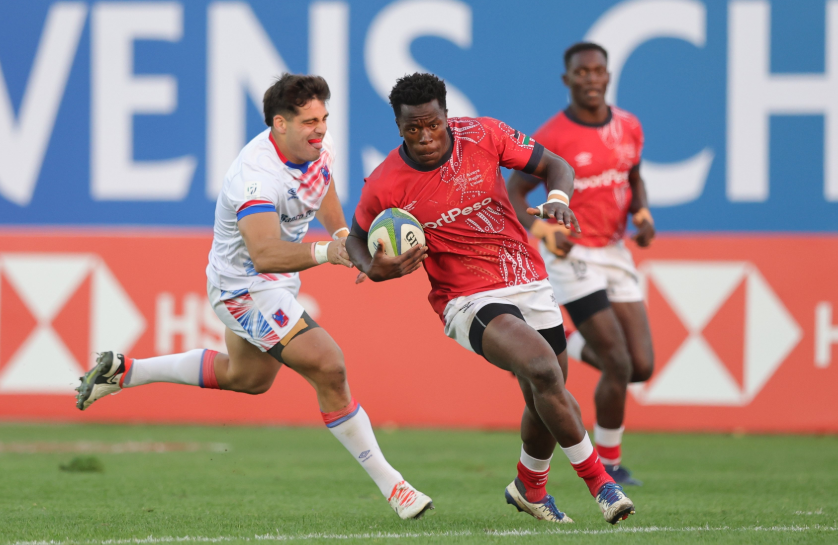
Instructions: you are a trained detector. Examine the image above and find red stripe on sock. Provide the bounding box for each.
[571,450,614,496]
[118,358,133,388]
[201,350,220,389]
[597,443,621,464]
[516,461,550,502]
[321,398,358,426]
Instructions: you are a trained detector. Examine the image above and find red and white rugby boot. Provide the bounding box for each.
[388,480,433,519]
[75,352,127,410]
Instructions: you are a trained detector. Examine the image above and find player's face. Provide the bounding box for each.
[563,50,610,110]
[396,100,450,167]
[274,99,329,163]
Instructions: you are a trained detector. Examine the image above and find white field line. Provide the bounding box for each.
[0,442,230,454]
[8,525,838,544]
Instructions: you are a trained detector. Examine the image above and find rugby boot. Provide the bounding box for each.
[75,352,126,410]
[604,464,643,486]
[504,478,573,522]
[596,482,635,524]
[388,480,434,519]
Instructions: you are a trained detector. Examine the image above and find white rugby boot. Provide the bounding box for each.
[388,480,434,519]
[504,479,573,523]
[75,352,127,410]
[595,482,635,524]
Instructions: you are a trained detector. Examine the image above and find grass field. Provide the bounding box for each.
[1,424,836,544]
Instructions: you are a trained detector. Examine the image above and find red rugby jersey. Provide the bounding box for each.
[532,106,644,247]
[355,117,548,321]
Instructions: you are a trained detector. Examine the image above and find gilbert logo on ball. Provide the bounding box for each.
[367,208,426,257]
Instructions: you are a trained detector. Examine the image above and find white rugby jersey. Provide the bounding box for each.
[207,128,334,294]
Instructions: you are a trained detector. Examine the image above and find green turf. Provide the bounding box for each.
[1,424,836,544]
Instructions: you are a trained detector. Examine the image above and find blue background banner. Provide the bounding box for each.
[0,0,835,231]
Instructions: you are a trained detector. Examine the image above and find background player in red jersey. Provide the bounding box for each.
[345,73,635,525]
[508,43,655,486]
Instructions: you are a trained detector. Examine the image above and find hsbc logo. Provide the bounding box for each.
[631,261,801,406]
[0,253,145,394]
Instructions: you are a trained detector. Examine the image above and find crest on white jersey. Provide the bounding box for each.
[244,181,261,199]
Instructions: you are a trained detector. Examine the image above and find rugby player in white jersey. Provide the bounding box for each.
[75,74,432,519]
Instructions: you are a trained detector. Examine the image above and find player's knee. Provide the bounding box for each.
[231,373,274,395]
[630,352,654,383]
[598,344,632,383]
[519,354,564,394]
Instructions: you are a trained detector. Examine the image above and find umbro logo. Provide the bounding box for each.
[358,449,371,462]
[287,188,299,200]
[575,152,593,166]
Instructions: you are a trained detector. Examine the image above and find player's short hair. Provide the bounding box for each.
[388,73,447,119]
[262,74,330,125]
[563,42,608,69]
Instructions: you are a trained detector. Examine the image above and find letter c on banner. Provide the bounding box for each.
[365,0,477,118]
[585,0,713,206]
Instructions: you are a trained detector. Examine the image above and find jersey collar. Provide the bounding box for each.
[269,131,312,174]
[399,127,454,172]
[564,106,613,128]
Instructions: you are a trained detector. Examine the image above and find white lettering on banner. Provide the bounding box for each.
[0,3,87,206]
[728,1,838,202]
[206,3,289,199]
[365,0,477,118]
[585,0,714,207]
[632,261,801,406]
[309,2,349,202]
[423,197,492,229]
[155,293,225,354]
[815,302,838,368]
[91,3,196,201]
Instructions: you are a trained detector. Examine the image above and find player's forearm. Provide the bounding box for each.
[250,239,321,274]
[507,171,539,230]
[346,234,372,273]
[533,151,575,199]
[627,166,649,214]
[315,182,349,238]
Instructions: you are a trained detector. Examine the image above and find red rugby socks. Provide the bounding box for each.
[560,432,614,496]
[516,446,552,502]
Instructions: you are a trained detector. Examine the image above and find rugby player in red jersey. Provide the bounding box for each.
[345,73,635,525]
[508,43,655,486]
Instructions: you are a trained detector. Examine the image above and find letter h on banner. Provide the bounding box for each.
[728,1,838,202]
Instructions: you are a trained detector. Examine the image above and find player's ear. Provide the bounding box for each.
[273,114,287,134]
[395,117,402,137]
[561,73,570,87]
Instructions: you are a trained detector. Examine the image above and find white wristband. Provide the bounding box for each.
[547,189,570,205]
[314,241,331,264]
[331,227,350,241]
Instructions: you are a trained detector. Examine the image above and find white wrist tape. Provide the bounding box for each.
[331,227,350,241]
[314,241,331,264]
[547,189,570,205]
[536,199,570,218]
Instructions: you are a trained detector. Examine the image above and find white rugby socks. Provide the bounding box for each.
[566,330,586,361]
[322,399,404,498]
[122,349,220,389]
[594,424,624,465]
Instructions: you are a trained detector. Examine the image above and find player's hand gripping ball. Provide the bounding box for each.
[367,208,426,257]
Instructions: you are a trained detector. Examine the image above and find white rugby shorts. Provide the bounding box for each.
[207,280,307,351]
[443,279,563,354]
[540,240,643,305]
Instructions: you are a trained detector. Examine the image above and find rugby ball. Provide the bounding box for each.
[367,208,426,257]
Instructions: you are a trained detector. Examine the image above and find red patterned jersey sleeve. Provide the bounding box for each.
[480,117,544,174]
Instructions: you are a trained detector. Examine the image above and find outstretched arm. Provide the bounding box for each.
[628,165,655,247]
[239,212,352,273]
[508,149,579,257]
